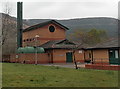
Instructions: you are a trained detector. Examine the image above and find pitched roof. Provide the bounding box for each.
[39,38,119,50]
[23,20,69,32]
[39,39,79,49]
[86,38,119,49]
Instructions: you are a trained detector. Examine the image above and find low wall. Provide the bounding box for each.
[10,53,49,64]
[85,64,120,70]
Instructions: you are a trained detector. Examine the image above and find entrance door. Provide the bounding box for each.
[109,49,119,65]
[66,52,73,62]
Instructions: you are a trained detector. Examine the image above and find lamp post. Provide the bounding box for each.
[35,35,39,65]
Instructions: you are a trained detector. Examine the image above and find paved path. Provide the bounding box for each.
[39,63,86,69]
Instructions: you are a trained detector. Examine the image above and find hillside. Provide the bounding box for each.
[0,13,119,54]
[0,13,28,55]
[1,13,118,37]
[24,17,118,38]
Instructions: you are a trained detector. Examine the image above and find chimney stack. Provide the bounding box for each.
[17,2,23,48]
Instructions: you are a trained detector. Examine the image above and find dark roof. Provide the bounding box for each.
[40,38,119,50]
[86,38,119,49]
[23,20,69,32]
[39,39,79,49]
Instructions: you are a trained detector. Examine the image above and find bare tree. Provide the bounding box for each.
[1,2,18,56]
[2,2,12,45]
[0,6,2,62]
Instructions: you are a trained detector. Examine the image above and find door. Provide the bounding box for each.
[66,52,73,62]
[109,49,119,65]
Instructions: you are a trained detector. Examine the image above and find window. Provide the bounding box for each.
[115,50,119,58]
[49,25,55,32]
[79,50,82,53]
[23,40,26,42]
[30,39,32,41]
[109,49,119,59]
[33,38,35,41]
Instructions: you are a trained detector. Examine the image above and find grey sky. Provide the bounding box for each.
[0,0,119,19]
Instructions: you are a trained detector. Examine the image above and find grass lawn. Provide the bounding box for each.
[2,63,118,87]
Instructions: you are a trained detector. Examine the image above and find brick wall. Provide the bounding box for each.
[93,49,108,59]
[10,49,85,64]
[10,53,49,64]
[75,50,84,63]
[93,49,109,64]
[84,49,109,64]
[23,23,66,47]
[52,49,66,63]
[52,49,84,63]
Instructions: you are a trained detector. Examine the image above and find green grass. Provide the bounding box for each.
[2,63,118,87]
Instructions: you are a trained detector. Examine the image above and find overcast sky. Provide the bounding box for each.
[0,0,120,20]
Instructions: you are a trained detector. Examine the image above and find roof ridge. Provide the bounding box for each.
[23,20,69,32]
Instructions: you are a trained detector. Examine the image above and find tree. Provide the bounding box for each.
[1,2,18,55]
[68,28,108,46]
[2,2,12,45]
[68,29,88,43]
[87,29,101,44]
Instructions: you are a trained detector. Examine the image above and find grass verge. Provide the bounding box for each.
[2,63,118,87]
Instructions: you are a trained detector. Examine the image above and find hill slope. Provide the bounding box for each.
[1,13,119,54]
[24,17,118,37]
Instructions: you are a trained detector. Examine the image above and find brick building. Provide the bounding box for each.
[85,39,120,65]
[22,20,68,46]
[10,20,120,65]
[10,20,85,64]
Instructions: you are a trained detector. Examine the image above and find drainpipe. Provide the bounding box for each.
[91,50,94,64]
[84,49,86,62]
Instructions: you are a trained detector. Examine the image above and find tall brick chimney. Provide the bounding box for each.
[17,2,23,48]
